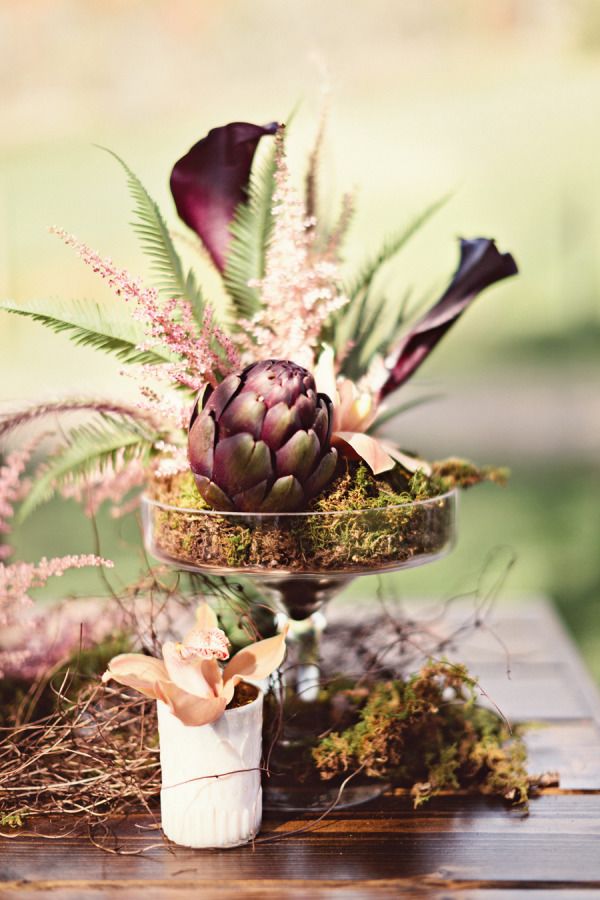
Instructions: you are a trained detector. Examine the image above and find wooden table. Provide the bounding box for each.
[2,599,600,898]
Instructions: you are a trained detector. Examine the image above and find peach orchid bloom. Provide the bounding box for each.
[314,346,430,476]
[102,602,288,726]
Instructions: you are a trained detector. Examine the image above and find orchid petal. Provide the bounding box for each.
[170,121,279,271]
[194,601,218,631]
[180,604,230,662]
[163,641,223,699]
[314,345,338,405]
[222,673,243,705]
[102,653,169,700]
[378,439,432,475]
[223,627,288,690]
[159,682,227,727]
[333,431,396,475]
[379,238,518,399]
[336,380,377,433]
[179,625,230,661]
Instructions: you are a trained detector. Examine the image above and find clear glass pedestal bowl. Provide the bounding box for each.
[141,489,457,810]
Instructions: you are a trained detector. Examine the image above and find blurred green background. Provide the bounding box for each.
[1,1,599,677]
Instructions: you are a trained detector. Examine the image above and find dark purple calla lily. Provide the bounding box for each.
[170,121,279,272]
[378,238,518,400]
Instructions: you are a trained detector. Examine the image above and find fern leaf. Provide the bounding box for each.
[98,147,205,322]
[18,416,156,521]
[223,140,278,321]
[356,288,414,376]
[0,399,162,441]
[337,298,388,381]
[369,393,444,432]
[0,298,174,366]
[345,194,450,300]
[333,195,449,378]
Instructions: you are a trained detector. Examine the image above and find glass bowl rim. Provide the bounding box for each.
[140,486,458,519]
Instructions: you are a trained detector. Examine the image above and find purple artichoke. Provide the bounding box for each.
[188,360,338,512]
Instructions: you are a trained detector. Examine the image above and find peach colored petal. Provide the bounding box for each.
[333,431,396,475]
[223,626,288,690]
[102,653,169,700]
[194,601,218,631]
[336,380,378,432]
[197,656,224,696]
[160,682,227,726]
[222,673,243,705]
[378,440,432,476]
[313,345,338,406]
[163,641,223,699]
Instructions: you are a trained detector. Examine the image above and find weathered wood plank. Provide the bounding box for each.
[327,597,600,723]
[2,795,600,887]
[525,720,600,789]
[2,883,600,900]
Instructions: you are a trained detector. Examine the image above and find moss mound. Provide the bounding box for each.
[312,661,529,807]
[145,458,505,578]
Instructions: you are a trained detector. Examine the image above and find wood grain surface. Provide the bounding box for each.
[1,599,599,898]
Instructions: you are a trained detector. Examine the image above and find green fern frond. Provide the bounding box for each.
[339,299,388,379]
[0,298,172,366]
[99,147,205,322]
[332,195,449,379]
[343,288,413,380]
[18,415,157,521]
[368,393,444,432]
[223,141,278,322]
[344,194,450,301]
[0,399,162,441]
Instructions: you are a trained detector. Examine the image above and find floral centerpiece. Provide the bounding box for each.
[0,114,520,847]
[1,119,515,570]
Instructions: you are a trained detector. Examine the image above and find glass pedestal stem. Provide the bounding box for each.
[277,610,327,703]
[284,610,327,702]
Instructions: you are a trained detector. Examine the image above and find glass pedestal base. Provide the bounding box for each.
[261,689,389,812]
[263,779,389,812]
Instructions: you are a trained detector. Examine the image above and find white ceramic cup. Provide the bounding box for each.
[157,688,263,848]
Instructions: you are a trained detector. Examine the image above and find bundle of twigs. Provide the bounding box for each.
[0,677,161,833]
[0,550,542,854]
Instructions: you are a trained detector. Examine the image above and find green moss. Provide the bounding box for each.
[61,633,132,685]
[313,661,531,808]
[0,812,25,828]
[310,462,411,512]
[223,527,253,566]
[151,469,209,510]
[146,461,455,574]
[145,457,506,576]
[430,458,510,493]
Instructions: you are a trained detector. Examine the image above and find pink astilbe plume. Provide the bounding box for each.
[0,598,126,681]
[237,136,349,370]
[0,446,31,561]
[50,228,240,390]
[0,443,113,640]
[152,442,189,479]
[0,555,113,632]
[60,455,147,518]
[326,191,355,257]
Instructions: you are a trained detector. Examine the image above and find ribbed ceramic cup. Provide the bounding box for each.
[158,689,263,848]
